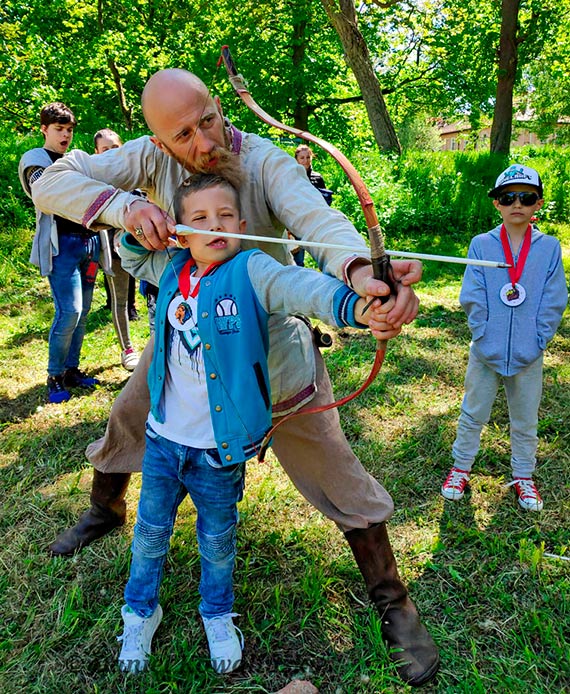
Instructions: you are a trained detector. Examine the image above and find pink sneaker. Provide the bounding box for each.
[505,478,543,512]
[441,467,470,500]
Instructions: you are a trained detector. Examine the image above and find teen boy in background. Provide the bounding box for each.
[18,102,102,403]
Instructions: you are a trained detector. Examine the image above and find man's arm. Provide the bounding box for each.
[253,138,422,326]
[31,137,176,237]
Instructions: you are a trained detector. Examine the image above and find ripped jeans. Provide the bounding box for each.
[124,425,245,619]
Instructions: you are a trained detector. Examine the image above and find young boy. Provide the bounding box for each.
[18,102,101,403]
[441,164,568,511]
[94,128,140,371]
[116,173,388,675]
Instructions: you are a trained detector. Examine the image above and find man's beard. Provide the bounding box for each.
[192,147,244,189]
[168,144,244,190]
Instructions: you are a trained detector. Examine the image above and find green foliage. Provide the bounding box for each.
[0,215,568,693]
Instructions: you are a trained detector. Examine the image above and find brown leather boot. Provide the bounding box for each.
[345,522,439,687]
[48,470,131,556]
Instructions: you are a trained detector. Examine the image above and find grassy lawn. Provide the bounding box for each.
[0,228,569,694]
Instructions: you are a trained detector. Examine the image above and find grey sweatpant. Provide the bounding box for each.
[452,348,544,479]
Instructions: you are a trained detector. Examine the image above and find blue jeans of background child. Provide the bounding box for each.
[452,348,544,478]
[47,233,100,376]
[124,426,245,619]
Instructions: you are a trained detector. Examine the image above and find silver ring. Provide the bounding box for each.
[134,227,144,238]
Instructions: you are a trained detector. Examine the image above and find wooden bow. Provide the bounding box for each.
[218,46,393,461]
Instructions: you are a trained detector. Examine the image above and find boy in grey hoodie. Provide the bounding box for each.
[441,164,567,511]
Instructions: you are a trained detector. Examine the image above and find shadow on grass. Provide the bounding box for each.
[0,370,125,425]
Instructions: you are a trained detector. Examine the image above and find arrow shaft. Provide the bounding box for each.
[174,225,510,268]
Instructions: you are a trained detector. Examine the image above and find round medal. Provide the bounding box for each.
[500,282,526,307]
[167,295,197,331]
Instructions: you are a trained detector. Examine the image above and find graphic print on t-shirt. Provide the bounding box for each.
[167,293,202,374]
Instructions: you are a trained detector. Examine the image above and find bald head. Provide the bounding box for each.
[142,69,210,134]
[140,68,233,174]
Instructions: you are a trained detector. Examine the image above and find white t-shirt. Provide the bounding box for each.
[148,276,216,447]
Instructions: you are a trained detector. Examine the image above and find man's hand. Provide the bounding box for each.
[356,295,402,341]
[124,198,177,251]
[348,259,422,329]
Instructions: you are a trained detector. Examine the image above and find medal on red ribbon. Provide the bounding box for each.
[499,224,531,307]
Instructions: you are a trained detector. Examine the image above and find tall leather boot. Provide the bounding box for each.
[345,522,439,687]
[49,470,131,556]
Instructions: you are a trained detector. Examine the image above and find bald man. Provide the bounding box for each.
[33,69,438,686]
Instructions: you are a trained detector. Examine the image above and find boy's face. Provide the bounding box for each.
[95,133,122,153]
[176,184,245,269]
[41,122,74,154]
[493,184,544,227]
[295,149,311,170]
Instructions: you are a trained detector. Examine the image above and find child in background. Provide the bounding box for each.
[116,173,390,675]
[18,103,101,403]
[94,129,140,371]
[441,164,567,511]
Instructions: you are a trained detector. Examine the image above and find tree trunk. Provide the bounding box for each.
[321,0,401,154]
[107,56,133,131]
[490,0,521,154]
[292,4,310,131]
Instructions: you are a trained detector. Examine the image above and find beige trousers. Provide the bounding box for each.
[86,335,394,532]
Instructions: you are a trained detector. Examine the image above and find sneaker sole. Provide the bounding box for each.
[517,498,543,512]
[441,488,465,501]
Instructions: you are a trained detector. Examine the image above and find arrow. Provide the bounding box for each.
[174,224,511,268]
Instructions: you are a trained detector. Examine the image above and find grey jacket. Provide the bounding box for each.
[18,148,58,276]
[461,224,568,376]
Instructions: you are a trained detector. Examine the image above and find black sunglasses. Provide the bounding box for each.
[497,191,539,207]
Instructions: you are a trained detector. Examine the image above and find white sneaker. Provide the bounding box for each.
[505,478,544,511]
[117,604,163,674]
[202,613,244,674]
[121,347,140,371]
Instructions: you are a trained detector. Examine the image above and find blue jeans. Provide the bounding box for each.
[47,234,100,376]
[124,426,245,619]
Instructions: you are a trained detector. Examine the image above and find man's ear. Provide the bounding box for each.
[239,219,247,233]
[40,124,48,137]
[150,136,165,153]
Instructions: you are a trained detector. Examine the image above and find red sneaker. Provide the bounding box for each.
[441,467,470,500]
[506,478,543,512]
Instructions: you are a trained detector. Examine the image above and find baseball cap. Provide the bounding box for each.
[488,164,543,198]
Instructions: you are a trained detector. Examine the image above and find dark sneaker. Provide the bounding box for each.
[47,375,71,404]
[128,307,140,322]
[63,367,100,389]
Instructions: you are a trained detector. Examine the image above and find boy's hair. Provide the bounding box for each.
[295,144,314,160]
[40,102,77,129]
[94,128,122,149]
[173,174,241,224]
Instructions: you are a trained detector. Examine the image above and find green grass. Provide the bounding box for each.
[0,228,569,693]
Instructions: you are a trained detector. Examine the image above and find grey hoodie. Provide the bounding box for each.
[460,223,567,376]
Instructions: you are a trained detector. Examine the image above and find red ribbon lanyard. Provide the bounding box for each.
[500,224,531,287]
[178,258,221,299]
